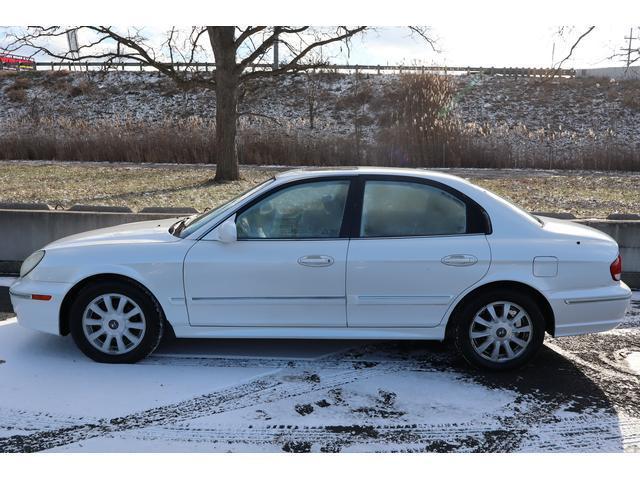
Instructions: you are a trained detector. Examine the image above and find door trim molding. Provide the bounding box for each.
[191,296,345,306]
[349,295,453,306]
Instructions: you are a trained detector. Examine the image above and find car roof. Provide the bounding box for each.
[274,166,471,185]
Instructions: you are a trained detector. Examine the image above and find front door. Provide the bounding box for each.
[184,178,353,327]
[347,178,491,328]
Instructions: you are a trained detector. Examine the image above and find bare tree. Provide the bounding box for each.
[552,26,596,71]
[3,27,389,180]
[302,69,324,130]
[4,26,436,181]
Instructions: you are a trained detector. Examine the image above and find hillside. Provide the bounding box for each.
[1,70,639,169]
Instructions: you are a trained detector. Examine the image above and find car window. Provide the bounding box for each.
[178,178,275,238]
[360,180,467,237]
[236,180,350,239]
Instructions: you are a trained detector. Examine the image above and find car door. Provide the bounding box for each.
[183,178,353,327]
[346,177,491,328]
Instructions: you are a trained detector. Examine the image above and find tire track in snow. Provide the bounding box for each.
[105,411,634,452]
[0,367,376,452]
[2,318,639,452]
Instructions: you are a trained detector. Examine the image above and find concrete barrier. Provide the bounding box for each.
[576,66,640,81]
[0,208,182,273]
[0,208,639,287]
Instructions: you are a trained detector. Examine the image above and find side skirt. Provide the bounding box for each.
[171,325,448,341]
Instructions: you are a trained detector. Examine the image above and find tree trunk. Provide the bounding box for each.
[208,27,240,182]
[309,99,315,130]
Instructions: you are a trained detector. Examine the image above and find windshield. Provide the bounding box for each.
[176,178,275,238]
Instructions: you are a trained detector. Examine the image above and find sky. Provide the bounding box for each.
[1,25,637,69]
[340,26,634,69]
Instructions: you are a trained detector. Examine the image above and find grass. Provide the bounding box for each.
[473,175,640,218]
[0,163,274,212]
[1,162,640,218]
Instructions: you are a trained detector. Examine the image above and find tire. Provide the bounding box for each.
[453,289,546,371]
[69,280,164,363]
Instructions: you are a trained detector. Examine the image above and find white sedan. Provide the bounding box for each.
[9,168,631,370]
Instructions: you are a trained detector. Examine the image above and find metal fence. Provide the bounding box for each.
[31,61,576,77]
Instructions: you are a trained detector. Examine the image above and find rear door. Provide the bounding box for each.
[346,177,491,328]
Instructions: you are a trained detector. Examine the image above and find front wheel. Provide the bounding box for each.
[69,280,164,363]
[453,289,546,370]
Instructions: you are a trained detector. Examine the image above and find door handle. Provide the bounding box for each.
[298,255,334,267]
[441,254,478,267]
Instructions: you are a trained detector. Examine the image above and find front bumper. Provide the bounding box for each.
[548,282,632,337]
[9,278,74,336]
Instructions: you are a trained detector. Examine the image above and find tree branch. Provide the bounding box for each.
[241,26,367,81]
[554,26,596,70]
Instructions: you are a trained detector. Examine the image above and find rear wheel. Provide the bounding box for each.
[69,281,163,363]
[454,289,546,370]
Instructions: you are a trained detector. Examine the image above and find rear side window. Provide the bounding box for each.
[360,180,469,237]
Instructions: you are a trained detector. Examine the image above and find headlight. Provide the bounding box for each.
[20,250,45,278]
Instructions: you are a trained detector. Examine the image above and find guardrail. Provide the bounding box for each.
[30,62,576,78]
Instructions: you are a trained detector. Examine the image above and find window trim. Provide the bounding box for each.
[198,173,492,242]
[232,176,357,241]
[352,175,492,239]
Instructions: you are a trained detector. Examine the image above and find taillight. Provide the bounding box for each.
[610,254,622,281]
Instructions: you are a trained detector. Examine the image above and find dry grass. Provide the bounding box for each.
[68,79,95,97]
[1,162,639,218]
[376,74,460,166]
[0,162,274,212]
[473,174,640,218]
[1,73,640,171]
[5,88,27,103]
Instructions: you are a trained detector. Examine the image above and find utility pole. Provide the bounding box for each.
[66,29,79,59]
[620,27,640,68]
[66,28,79,70]
[625,27,634,67]
[272,33,279,70]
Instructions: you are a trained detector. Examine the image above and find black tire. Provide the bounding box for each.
[69,280,164,363]
[453,289,546,371]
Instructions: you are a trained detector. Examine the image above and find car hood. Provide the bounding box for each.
[540,216,616,244]
[45,218,182,250]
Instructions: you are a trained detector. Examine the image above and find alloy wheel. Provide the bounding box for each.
[469,301,533,363]
[82,293,147,355]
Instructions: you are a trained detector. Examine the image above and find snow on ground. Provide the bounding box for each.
[626,352,640,375]
[0,319,275,430]
[2,302,640,452]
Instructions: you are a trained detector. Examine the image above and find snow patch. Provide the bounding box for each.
[0,322,275,418]
[625,352,640,374]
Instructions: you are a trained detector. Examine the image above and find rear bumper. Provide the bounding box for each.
[9,278,73,336]
[548,282,632,337]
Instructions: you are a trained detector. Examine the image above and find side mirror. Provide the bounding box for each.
[213,217,237,243]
